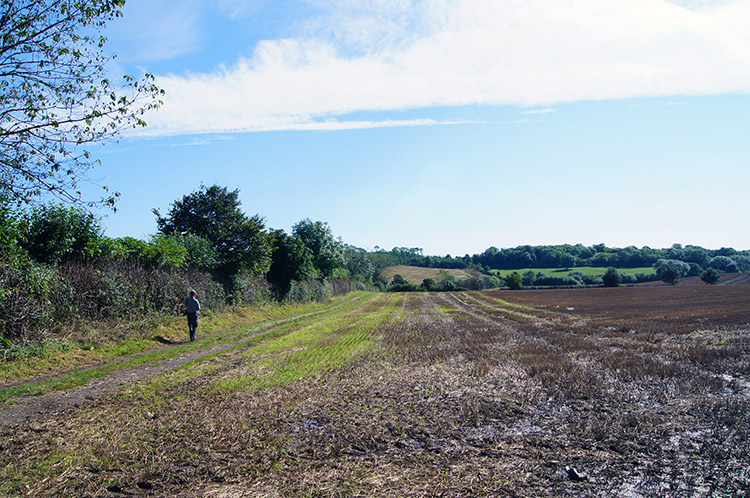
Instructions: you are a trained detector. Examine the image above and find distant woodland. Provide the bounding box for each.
[1,184,748,344]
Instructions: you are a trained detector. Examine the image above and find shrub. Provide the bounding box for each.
[146,235,189,268]
[707,256,740,273]
[700,268,722,285]
[602,267,622,287]
[482,275,504,289]
[620,273,638,284]
[225,272,272,305]
[0,255,71,341]
[460,276,486,291]
[660,266,681,285]
[504,272,522,290]
[421,278,437,291]
[521,270,536,286]
[654,259,690,282]
[22,203,105,264]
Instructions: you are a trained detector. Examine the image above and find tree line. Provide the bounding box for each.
[366,243,747,291]
[0,185,373,344]
[370,244,749,274]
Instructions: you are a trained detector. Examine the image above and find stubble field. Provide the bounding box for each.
[1,283,749,497]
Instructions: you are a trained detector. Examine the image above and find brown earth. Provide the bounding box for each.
[1,284,749,497]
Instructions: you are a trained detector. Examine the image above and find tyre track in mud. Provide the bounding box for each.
[0,293,373,428]
[436,291,551,331]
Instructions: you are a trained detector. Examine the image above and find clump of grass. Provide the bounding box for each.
[0,339,71,362]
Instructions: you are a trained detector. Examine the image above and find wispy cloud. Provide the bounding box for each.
[112,0,204,62]
[260,118,479,132]
[521,108,558,115]
[169,136,235,147]
[214,0,268,20]
[138,0,750,136]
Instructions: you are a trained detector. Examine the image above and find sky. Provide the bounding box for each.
[83,0,750,256]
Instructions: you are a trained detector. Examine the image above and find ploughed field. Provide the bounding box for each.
[2,285,749,497]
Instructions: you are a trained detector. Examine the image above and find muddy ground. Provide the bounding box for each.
[1,285,749,497]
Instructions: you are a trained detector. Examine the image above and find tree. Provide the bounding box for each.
[0,0,163,207]
[343,245,377,283]
[391,274,408,286]
[174,234,219,271]
[0,201,24,258]
[421,278,436,291]
[700,268,722,285]
[388,274,416,292]
[292,219,344,278]
[707,256,740,273]
[504,272,522,290]
[154,185,271,277]
[660,266,681,285]
[22,202,104,263]
[267,229,314,298]
[654,259,690,280]
[602,267,622,287]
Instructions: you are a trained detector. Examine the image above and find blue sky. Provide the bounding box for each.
[85,0,750,256]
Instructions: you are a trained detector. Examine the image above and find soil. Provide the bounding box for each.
[2,285,749,497]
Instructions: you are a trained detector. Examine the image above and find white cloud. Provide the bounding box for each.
[138,0,750,136]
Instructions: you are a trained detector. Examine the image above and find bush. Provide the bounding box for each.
[58,261,227,321]
[660,266,681,285]
[0,255,71,341]
[654,259,690,285]
[460,276,486,291]
[620,273,638,284]
[700,268,722,285]
[22,203,106,264]
[388,274,417,292]
[602,267,622,287]
[687,262,704,277]
[521,270,536,287]
[707,256,740,273]
[482,275,503,289]
[532,273,584,287]
[225,272,272,305]
[421,278,437,291]
[504,272,522,290]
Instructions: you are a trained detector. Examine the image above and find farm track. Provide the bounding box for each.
[0,292,374,427]
[2,286,750,497]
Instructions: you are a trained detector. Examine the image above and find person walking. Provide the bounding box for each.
[186,290,200,342]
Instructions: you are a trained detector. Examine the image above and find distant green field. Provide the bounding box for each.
[380,265,656,285]
[491,267,655,278]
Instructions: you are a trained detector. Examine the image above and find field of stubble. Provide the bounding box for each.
[2,284,749,497]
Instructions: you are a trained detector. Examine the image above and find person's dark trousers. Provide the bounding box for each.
[187,312,198,342]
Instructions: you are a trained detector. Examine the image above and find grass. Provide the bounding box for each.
[0,296,371,386]
[213,293,403,392]
[0,293,371,404]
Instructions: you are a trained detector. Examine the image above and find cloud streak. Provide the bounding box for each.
[138,0,750,136]
[112,0,205,62]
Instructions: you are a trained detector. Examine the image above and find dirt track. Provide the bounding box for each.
[1,339,244,427]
